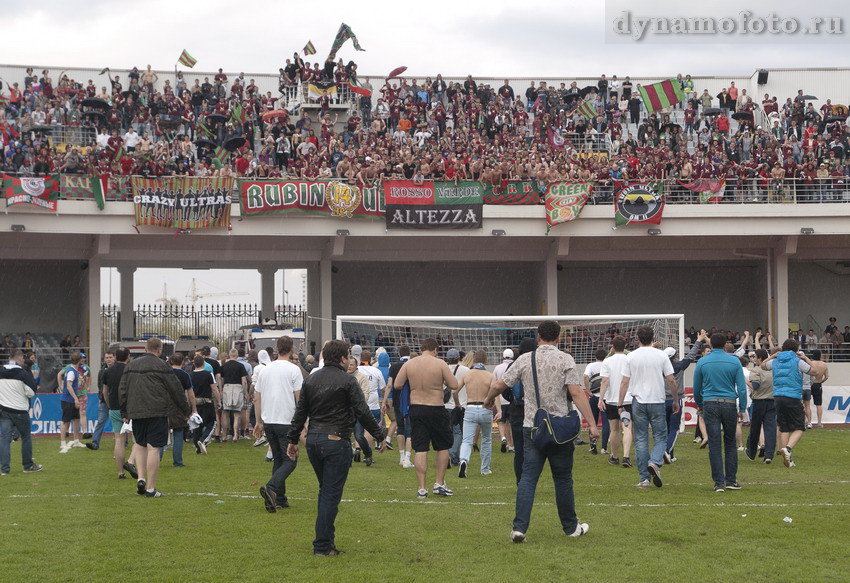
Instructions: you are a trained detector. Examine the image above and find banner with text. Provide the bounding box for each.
[240,180,383,218]
[545,182,591,232]
[3,174,60,211]
[132,176,233,229]
[483,180,543,205]
[61,174,132,203]
[384,180,483,229]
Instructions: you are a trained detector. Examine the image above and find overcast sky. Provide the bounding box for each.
[3,0,848,78]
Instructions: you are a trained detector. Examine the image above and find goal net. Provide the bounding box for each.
[337,315,684,366]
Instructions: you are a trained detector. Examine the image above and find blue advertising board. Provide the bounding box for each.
[28,394,114,435]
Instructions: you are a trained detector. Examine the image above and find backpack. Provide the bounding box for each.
[589,372,602,394]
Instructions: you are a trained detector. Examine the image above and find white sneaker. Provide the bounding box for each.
[71,440,86,448]
[401,459,414,469]
[569,523,590,537]
[511,530,526,543]
[737,446,745,452]
[59,445,70,454]
[805,423,813,430]
[252,436,268,447]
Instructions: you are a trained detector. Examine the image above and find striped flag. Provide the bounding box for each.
[196,120,215,139]
[177,49,197,68]
[638,79,686,113]
[307,80,338,99]
[303,41,316,56]
[348,77,372,97]
[328,23,364,60]
[573,99,597,121]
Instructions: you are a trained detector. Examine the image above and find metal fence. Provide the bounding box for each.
[100,304,306,352]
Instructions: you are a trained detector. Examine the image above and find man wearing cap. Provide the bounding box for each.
[693,334,748,492]
[444,348,469,468]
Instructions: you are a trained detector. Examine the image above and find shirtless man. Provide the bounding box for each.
[806,349,829,428]
[394,338,459,498]
[141,65,158,90]
[454,350,499,478]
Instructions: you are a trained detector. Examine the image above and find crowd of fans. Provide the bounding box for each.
[2,66,850,202]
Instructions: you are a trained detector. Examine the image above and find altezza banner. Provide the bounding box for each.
[385,203,483,229]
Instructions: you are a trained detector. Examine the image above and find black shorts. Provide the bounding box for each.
[499,407,510,423]
[132,417,169,448]
[811,383,823,407]
[775,396,806,433]
[61,400,80,423]
[409,404,452,453]
[606,403,631,420]
[197,403,216,425]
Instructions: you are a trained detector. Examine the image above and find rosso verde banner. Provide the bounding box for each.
[383,180,483,230]
[240,180,383,218]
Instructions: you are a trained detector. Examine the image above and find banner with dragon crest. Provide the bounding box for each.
[239,180,383,219]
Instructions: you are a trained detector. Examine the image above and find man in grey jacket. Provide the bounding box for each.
[0,349,43,475]
[119,337,189,497]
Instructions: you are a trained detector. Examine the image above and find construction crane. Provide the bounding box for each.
[186,278,249,307]
[154,283,179,306]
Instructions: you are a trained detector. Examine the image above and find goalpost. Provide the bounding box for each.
[336,314,685,365]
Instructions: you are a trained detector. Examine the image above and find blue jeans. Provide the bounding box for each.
[306,434,353,553]
[460,407,493,472]
[703,401,739,486]
[0,410,36,474]
[514,428,577,535]
[665,398,683,456]
[91,400,110,449]
[510,410,524,484]
[265,423,298,501]
[172,428,185,466]
[747,400,776,461]
[588,395,610,450]
[631,401,667,482]
[449,414,463,465]
[353,410,380,459]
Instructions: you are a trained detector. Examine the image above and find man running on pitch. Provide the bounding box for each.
[455,350,498,478]
[394,338,459,498]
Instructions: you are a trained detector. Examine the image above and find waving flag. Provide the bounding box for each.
[177,49,197,68]
[573,99,597,121]
[303,41,316,56]
[328,23,365,60]
[678,179,726,203]
[348,77,372,97]
[638,79,686,113]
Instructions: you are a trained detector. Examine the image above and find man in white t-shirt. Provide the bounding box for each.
[618,327,677,489]
[583,349,607,456]
[445,349,469,467]
[354,349,386,465]
[600,337,632,467]
[255,336,303,513]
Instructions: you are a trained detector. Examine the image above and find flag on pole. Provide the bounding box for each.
[307,80,338,99]
[303,41,316,56]
[638,79,686,113]
[91,175,108,211]
[229,102,245,125]
[196,120,215,139]
[327,23,365,60]
[348,77,372,97]
[99,67,110,76]
[212,146,230,169]
[573,99,597,121]
[177,49,197,68]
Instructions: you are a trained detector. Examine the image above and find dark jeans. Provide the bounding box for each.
[306,434,353,552]
[91,400,110,448]
[171,428,185,466]
[0,410,35,474]
[703,401,739,487]
[353,421,372,459]
[513,428,577,535]
[588,395,610,450]
[510,414,524,484]
[748,400,777,461]
[665,398,683,456]
[266,423,298,502]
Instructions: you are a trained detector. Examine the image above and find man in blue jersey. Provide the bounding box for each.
[693,334,748,492]
[761,339,816,468]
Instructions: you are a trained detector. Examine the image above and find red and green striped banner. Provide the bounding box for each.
[303,41,316,56]
[574,100,597,121]
[4,174,60,211]
[638,79,686,113]
[177,49,197,68]
[132,176,233,229]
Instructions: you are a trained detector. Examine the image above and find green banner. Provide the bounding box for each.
[434,181,484,205]
[483,180,542,205]
[61,175,131,202]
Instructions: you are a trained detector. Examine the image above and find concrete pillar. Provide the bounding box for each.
[259,267,276,322]
[540,242,559,315]
[87,257,102,378]
[118,267,136,339]
[319,259,333,342]
[776,250,790,340]
[306,260,334,349]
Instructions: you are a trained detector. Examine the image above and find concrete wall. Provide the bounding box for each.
[0,261,86,338]
[789,260,850,334]
[332,261,542,317]
[557,262,768,332]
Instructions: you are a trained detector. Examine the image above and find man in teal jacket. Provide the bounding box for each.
[761,339,814,468]
[693,334,748,492]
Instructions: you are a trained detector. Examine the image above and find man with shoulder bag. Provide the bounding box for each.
[486,320,597,543]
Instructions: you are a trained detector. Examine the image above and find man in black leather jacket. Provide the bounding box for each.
[287,340,385,556]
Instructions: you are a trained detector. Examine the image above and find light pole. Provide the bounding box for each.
[284,290,290,310]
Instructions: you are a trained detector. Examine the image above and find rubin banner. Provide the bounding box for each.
[240,180,383,218]
[384,181,483,229]
[132,176,233,229]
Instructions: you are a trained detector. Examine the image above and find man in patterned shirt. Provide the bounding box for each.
[486,320,597,543]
